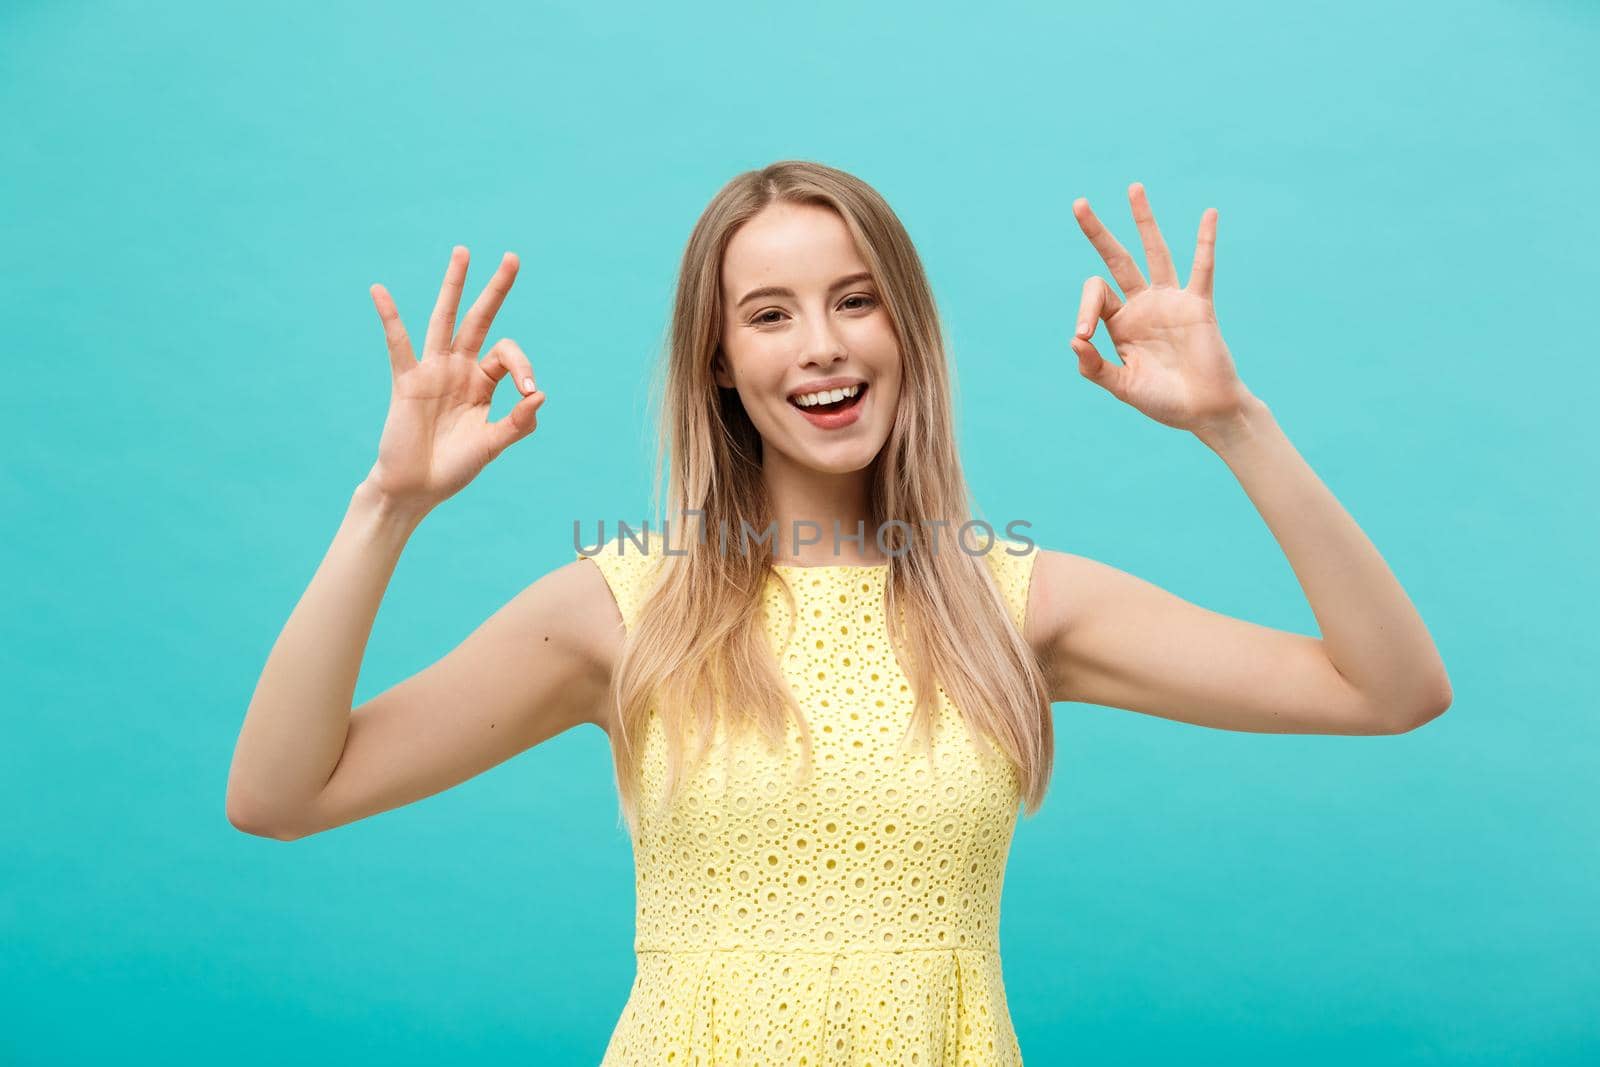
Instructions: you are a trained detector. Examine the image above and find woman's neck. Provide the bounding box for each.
[762,455,886,566]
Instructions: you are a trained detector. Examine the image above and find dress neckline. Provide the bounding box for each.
[769,561,891,571]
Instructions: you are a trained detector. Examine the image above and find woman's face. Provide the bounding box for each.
[715,201,902,478]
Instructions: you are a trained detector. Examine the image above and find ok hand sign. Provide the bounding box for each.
[363,247,546,518]
[1070,184,1257,439]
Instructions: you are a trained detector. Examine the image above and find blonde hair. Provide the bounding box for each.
[604,160,1052,835]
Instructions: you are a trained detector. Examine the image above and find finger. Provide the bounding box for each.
[369,283,416,379]
[1069,334,1125,396]
[484,390,546,457]
[1074,276,1124,339]
[1072,198,1146,296]
[1128,183,1179,287]
[1187,208,1218,299]
[424,245,470,355]
[455,252,520,356]
[479,338,537,397]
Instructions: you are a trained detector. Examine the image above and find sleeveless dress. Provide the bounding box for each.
[579,539,1039,1066]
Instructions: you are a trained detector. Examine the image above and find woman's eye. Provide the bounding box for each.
[751,295,874,327]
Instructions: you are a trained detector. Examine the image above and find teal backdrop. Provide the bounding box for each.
[3,1,1595,1063]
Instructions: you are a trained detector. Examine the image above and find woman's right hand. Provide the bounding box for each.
[361,246,546,519]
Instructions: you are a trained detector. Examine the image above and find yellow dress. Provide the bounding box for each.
[579,540,1039,1066]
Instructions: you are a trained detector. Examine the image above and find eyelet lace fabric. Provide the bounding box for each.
[578,540,1039,1065]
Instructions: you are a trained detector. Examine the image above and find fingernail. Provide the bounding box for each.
[1076,321,1089,336]
[522,377,535,392]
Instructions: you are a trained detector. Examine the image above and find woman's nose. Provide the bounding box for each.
[799,319,847,367]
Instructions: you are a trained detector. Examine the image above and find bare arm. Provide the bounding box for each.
[1028,415,1450,737]
[226,244,578,838]
[225,481,421,835]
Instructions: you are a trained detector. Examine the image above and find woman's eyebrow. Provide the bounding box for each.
[736,271,875,308]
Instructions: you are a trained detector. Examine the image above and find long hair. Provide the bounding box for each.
[604,160,1053,835]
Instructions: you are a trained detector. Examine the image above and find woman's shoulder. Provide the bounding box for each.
[979,536,1039,574]
[1014,543,1118,659]
[573,532,669,633]
[975,537,1107,657]
[977,537,1040,631]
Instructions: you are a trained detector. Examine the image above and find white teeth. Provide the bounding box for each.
[793,384,862,407]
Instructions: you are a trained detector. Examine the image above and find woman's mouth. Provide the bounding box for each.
[789,382,867,429]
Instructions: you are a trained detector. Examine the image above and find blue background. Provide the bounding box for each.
[3,0,1595,1063]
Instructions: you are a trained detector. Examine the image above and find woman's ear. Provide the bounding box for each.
[712,347,735,390]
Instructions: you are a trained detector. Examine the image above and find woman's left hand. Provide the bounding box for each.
[1069,183,1257,439]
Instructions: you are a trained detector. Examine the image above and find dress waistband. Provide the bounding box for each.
[636,943,999,956]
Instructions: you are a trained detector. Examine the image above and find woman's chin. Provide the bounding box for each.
[775,438,884,477]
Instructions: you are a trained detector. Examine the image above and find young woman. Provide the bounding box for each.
[227,161,1452,1065]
